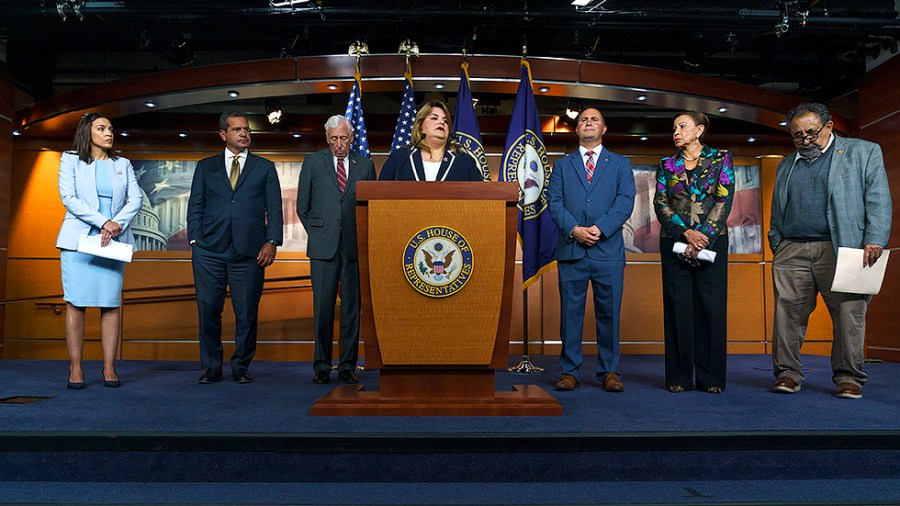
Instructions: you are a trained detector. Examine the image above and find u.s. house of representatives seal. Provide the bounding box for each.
[402,226,474,298]
[502,130,551,220]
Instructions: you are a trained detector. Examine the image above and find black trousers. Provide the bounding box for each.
[310,242,360,373]
[192,243,264,373]
[660,235,729,390]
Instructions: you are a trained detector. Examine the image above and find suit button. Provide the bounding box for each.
[586,198,591,203]
[337,219,342,224]
[231,200,236,203]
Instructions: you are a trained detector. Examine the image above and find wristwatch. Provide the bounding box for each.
[267,239,281,247]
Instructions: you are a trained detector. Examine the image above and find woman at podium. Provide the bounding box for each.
[378,99,484,182]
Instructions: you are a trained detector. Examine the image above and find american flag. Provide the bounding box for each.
[344,74,371,158]
[390,72,417,153]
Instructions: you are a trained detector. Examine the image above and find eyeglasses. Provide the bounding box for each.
[790,122,829,144]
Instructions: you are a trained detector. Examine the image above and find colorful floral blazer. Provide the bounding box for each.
[654,145,735,247]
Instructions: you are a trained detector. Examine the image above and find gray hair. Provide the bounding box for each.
[324,115,353,133]
[218,111,247,131]
[786,103,831,126]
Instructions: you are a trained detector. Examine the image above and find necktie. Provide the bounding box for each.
[585,150,595,183]
[336,158,347,193]
[229,155,240,189]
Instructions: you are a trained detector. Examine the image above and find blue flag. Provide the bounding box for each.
[390,71,417,153]
[344,73,370,158]
[452,63,489,180]
[500,60,557,289]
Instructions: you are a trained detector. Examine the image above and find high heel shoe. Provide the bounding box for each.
[67,376,85,390]
[104,379,121,388]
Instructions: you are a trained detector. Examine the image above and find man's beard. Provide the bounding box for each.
[798,143,823,159]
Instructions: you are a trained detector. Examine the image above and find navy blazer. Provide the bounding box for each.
[297,149,376,261]
[378,146,483,181]
[187,151,284,258]
[548,146,636,261]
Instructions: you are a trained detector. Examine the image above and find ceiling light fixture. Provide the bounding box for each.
[571,0,592,6]
[640,136,649,141]
[434,83,446,89]
[779,120,788,127]
[118,131,129,137]
[326,84,338,91]
[291,132,302,138]
[144,100,157,108]
[538,86,550,93]
[270,0,310,6]
[636,94,648,101]
[717,106,728,113]
[12,129,21,136]
[265,98,283,125]
[227,90,240,98]
[747,136,757,143]
[178,132,188,138]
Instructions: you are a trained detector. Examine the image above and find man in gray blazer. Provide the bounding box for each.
[769,102,892,399]
[297,115,376,384]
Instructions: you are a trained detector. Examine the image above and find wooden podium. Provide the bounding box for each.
[310,181,561,416]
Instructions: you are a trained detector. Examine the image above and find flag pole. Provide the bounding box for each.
[508,43,544,374]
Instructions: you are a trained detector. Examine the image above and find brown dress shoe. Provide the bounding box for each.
[603,372,624,392]
[835,382,862,399]
[555,374,580,391]
[772,376,800,393]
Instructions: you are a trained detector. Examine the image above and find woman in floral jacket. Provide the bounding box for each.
[654,111,735,394]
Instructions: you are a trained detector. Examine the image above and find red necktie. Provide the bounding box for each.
[336,158,347,193]
[585,151,595,183]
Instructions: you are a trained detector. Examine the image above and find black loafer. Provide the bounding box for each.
[313,370,330,384]
[199,368,223,384]
[338,370,359,384]
[233,371,253,384]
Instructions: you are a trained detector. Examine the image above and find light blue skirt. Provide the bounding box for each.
[60,249,125,308]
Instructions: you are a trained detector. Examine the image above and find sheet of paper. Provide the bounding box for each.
[673,242,716,263]
[76,234,134,263]
[831,247,890,295]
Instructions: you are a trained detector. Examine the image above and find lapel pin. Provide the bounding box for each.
[838,150,843,154]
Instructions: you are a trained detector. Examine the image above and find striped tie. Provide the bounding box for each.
[336,158,347,193]
[229,155,240,189]
[585,150,595,183]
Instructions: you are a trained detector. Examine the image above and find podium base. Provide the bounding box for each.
[310,384,562,416]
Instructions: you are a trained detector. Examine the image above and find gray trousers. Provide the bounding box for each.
[772,240,871,387]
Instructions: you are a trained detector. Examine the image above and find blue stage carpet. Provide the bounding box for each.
[1,354,898,433]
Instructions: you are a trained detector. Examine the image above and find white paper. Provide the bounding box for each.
[77,234,134,263]
[831,247,889,295]
[673,242,716,263]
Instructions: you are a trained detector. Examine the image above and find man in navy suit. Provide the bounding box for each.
[297,115,376,385]
[548,107,636,392]
[187,112,283,384]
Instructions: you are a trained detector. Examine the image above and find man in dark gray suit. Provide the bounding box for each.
[188,111,283,385]
[769,102,892,399]
[297,115,376,384]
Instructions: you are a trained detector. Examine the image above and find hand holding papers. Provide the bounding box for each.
[831,247,890,295]
[673,241,716,263]
[77,234,134,263]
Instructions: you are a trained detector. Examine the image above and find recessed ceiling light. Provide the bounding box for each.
[636,94,648,101]
[434,82,446,89]
[640,136,649,141]
[778,120,788,127]
[327,84,338,91]
[144,100,157,108]
[12,129,21,136]
[571,0,592,5]
[538,86,550,93]
[118,131,129,137]
[291,132,302,138]
[178,132,188,138]
[748,136,757,143]
[717,106,728,113]
[228,90,240,98]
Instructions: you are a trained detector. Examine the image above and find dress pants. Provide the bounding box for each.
[310,242,360,373]
[772,240,871,387]
[660,235,729,391]
[192,243,265,373]
[557,256,624,381]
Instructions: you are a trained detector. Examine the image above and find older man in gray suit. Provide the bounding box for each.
[297,115,376,385]
[769,102,892,399]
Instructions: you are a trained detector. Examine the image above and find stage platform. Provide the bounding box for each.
[1,354,899,505]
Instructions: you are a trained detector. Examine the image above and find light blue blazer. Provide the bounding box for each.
[769,135,892,254]
[55,151,143,251]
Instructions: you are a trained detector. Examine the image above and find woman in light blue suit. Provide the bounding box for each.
[55,113,142,389]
